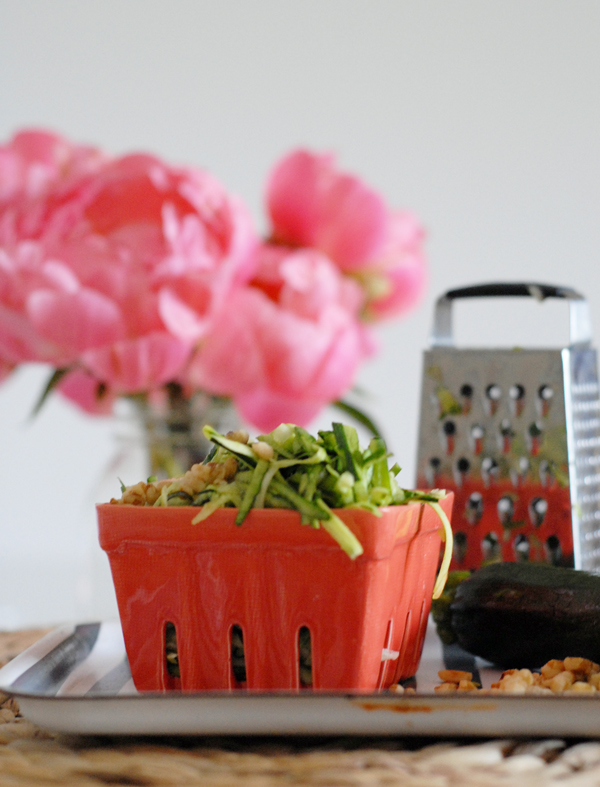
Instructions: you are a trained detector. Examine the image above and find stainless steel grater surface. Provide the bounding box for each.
[415,283,600,573]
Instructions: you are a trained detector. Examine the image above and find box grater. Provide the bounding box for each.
[415,282,600,573]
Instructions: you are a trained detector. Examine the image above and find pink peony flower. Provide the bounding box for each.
[0,140,257,412]
[0,241,78,366]
[266,149,427,320]
[0,357,13,384]
[187,245,374,430]
[0,133,427,428]
[0,129,107,244]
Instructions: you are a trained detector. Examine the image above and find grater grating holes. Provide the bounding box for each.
[465,492,483,524]
[453,531,468,563]
[482,532,501,562]
[460,384,474,414]
[539,459,554,486]
[497,496,514,527]
[510,456,530,487]
[441,420,456,454]
[484,384,502,415]
[498,419,514,453]
[481,456,498,485]
[469,423,485,454]
[527,421,544,455]
[545,535,562,566]
[529,496,548,527]
[453,457,470,485]
[509,383,526,416]
[514,534,530,561]
[425,456,441,486]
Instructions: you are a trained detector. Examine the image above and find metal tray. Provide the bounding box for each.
[1,619,600,737]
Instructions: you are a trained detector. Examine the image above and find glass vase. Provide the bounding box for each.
[133,385,241,479]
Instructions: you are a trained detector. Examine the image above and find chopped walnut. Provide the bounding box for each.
[111,456,239,506]
[436,657,600,696]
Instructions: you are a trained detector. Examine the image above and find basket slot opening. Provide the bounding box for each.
[298,626,312,688]
[411,598,430,664]
[389,608,413,686]
[164,621,180,681]
[376,619,394,689]
[231,624,246,686]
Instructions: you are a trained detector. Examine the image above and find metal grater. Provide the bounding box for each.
[415,283,600,573]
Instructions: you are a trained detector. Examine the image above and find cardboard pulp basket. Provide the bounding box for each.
[97,494,453,692]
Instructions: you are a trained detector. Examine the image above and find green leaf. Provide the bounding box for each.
[30,367,72,419]
[332,399,382,439]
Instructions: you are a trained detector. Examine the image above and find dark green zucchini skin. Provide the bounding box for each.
[450,562,600,669]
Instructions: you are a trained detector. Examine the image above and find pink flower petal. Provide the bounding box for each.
[314,173,388,270]
[0,301,69,364]
[26,288,125,353]
[237,388,323,433]
[187,290,264,395]
[0,357,14,384]
[277,248,365,320]
[266,149,333,247]
[158,286,212,342]
[266,149,388,271]
[57,369,116,415]
[189,283,368,428]
[0,132,258,394]
[367,252,428,320]
[82,333,190,393]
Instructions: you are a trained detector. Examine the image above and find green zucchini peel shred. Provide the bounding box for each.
[129,421,452,589]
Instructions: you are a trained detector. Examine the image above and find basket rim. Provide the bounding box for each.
[97,496,453,560]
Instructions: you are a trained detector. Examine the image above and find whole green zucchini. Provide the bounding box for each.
[449,562,600,669]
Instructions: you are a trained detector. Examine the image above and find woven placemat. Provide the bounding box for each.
[1,630,600,787]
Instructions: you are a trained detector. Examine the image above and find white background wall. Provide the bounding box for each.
[1,0,599,627]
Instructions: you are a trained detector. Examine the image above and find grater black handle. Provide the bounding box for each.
[431,281,592,347]
[444,282,581,302]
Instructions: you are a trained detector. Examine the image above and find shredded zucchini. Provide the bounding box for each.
[115,421,452,595]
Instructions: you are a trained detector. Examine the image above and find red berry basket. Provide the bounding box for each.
[97,494,453,692]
